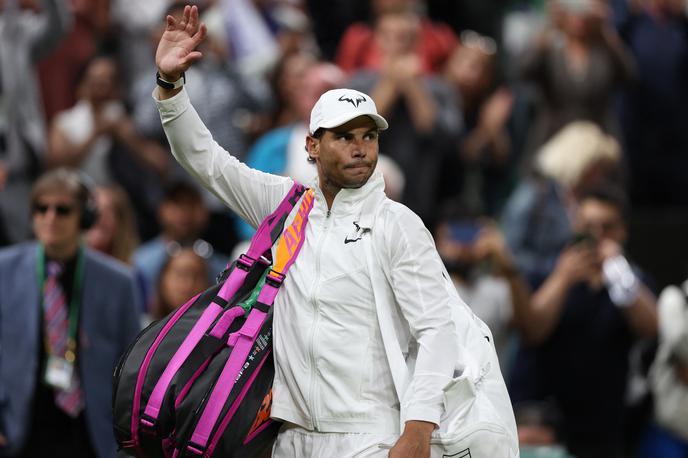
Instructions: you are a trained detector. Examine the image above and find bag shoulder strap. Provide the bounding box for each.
[244,182,307,262]
[255,188,315,306]
[186,189,315,455]
[214,183,306,302]
[359,197,411,403]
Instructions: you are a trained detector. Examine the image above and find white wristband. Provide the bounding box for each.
[602,255,639,307]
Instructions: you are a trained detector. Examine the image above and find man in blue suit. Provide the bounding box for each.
[0,168,141,457]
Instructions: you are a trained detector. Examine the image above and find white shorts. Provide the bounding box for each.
[272,424,398,458]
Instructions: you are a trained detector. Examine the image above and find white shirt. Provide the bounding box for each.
[54,100,124,185]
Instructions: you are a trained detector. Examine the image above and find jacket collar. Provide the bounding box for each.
[311,171,386,221]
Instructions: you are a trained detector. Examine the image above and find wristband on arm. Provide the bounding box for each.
[156,71,185,90]
[602,255,639,307]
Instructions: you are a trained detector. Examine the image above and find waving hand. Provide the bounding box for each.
[155,5,207,82]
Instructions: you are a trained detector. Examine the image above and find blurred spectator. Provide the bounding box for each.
[37,0,110,121]
[374,153,406,202]
[47,55,169,185]
[0,168,140,457]
[132,2,271,159]
[109,0,173,91]
[133,181,228,308]
[265,51,319,131]
[426,0,511,50]
[349,6,462,227]
[150,246,210,321]
[616,0,688,206]
[515,400,574,458]
[510,184,658,458]
[247,61,344,182]
[639,278,688,456]
[303,0,367,60]
[441,30,516,216]
[435,207,531,373]
[0,0,71,244]
[518,0,635,165]
[501,0,548,68]
[220,0,318,79]
[335,0,457,75]
[501,121,621,286]
[85,184,140,265]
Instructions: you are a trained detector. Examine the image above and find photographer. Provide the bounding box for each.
[510,184,657,458]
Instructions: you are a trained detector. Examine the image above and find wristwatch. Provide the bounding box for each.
[156,71,185,90]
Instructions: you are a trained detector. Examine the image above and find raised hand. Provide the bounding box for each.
[155,5,207,82]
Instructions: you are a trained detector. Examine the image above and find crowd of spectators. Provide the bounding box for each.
[1,0,688,456]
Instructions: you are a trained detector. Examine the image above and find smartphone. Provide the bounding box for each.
[448,221,482,244]
[568,231,596,247]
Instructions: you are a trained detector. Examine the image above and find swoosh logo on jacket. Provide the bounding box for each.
[344,221,369,244]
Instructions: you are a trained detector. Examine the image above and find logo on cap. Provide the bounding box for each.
[338,94,366,108]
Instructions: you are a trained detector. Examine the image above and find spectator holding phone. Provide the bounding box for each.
[501,120,621,287]
[509,184,658,458]
[435,206,531,374]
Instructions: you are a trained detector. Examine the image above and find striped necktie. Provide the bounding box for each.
[43,261,85,417]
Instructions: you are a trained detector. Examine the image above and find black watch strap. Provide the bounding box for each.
[156,71,185,90]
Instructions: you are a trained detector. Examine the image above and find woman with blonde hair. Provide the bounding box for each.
[535,120,620,194]
[501,120,622,285]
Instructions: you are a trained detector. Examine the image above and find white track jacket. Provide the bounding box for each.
[155,88,459,434]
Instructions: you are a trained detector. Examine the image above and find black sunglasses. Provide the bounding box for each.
[33,203,75,216]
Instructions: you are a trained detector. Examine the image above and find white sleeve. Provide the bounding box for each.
[383,207,459,426]
[153,87,293,229]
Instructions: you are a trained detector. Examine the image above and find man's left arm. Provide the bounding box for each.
[620,284,658,339]
[600,240,658,338]
[383,208,459,457]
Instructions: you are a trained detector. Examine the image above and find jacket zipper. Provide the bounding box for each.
[307,206,331,431]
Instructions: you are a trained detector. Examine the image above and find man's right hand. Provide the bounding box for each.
[553,244,599,287]
[155,4,207,87]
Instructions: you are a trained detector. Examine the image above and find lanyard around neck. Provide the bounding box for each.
[36,244,85,362]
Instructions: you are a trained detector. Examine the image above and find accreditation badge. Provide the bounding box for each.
[45,355,74,390]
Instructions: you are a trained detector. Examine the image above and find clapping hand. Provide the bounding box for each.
[155,5,207,83]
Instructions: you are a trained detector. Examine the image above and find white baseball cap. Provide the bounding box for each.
[309,88,389,135]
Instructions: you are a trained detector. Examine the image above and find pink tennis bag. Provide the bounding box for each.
[113,183,313,457]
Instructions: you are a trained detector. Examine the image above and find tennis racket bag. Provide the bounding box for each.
[113,183,314,457]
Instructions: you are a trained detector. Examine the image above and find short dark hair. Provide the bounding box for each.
[305,128,326,164]
[163,181,203,204]
[579,183,630,223]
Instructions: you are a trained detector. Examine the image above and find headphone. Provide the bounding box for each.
[31,168,100,230]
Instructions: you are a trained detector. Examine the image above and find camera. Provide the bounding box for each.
[448,221,482,244]
[568,231,597,247]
